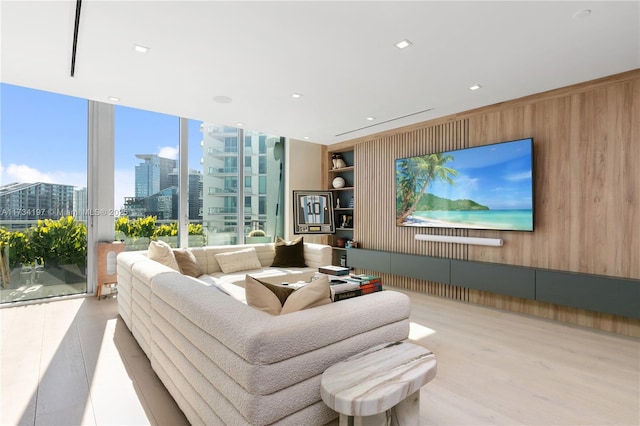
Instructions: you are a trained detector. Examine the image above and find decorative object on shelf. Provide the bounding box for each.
[336,198,340,208]
[348,196,354,208]
[345,240,354,248]
[336,237,347,248]
[332,153,347,169]
[340,215,349,228]
[340,255,347,267]
[292,190,336,234]
[332,176,346,189]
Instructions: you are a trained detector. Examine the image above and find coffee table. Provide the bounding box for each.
[321,340,436,425]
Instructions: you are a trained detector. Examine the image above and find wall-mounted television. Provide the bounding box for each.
[395,137,534,231]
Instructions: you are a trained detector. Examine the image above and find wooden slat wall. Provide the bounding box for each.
[343,70,640,336]
[355,120,472,301]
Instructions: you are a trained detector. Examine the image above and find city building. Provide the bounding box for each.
[168,168,203,220]
[0,182,75,227]
[200,123,283,245]
[134,154,177,198]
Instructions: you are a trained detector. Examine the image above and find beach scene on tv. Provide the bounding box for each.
[395,138,533,231]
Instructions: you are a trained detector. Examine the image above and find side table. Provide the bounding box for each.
[321,341,436,426]
[97,241,125,299]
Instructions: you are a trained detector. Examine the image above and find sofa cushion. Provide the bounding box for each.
[270,236,307,267]
[245,274,331,315]
[215,247,262,273]
[280,275,332,314]
[245,275,295,315]
[173,248,203,277]
[148,240,180,271]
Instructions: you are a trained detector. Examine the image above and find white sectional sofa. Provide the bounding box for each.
[117,242,411,425]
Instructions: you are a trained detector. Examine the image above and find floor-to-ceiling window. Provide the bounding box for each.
[113,113,284,249]
[113,105,181,250]
[0,84,286,305]
[191,121,284,246]
[0,83,88,303]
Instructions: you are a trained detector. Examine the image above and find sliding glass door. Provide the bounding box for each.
[0,83,88,303]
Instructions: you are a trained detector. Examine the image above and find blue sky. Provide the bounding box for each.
[420,139,533,210]
[1,83,204,207]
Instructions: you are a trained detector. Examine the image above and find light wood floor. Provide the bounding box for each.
[1,289,638,425]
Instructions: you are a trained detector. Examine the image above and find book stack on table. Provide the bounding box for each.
[327,274,383,302]
[318,265,350,276]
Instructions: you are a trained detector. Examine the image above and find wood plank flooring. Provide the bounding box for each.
[1,288,638,425]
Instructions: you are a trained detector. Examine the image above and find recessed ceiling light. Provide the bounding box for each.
[469,84,482,91]
[213,95,233,104]
[291,92,303,99]
[395,39,413,49]
[133,44,150,54]
[573,9,592,19]
[108,96,120,102]
[366,116,376,121]
[236,122,244,127]
[304,136,310,140]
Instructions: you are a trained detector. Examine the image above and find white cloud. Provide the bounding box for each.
[158,145,179,160]
[506,171,532,181]
[3,163,53,184]
[0,163,86,188]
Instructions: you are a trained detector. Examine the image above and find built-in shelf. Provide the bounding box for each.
[328,150,355,267]
[329,166,354,173]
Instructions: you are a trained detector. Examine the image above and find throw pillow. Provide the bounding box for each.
[245,274,331,315]
[173,248,203,277]
[280,275,331,314]
[214,247,262,273]
[245,275,295,315]
[270,236,307,267]
[148,240,180,271]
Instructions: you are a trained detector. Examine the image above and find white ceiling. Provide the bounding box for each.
[2,1,639,145]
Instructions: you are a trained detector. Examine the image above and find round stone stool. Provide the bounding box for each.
[321,341,437,426]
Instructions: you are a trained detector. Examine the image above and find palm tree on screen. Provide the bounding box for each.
[396,153,457,225]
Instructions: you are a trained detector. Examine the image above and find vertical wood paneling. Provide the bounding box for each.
[355,119,471,301]
[339,70,639,334]
[468,76,640,279]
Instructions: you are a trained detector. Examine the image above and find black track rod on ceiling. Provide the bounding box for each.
[70,0,83,77]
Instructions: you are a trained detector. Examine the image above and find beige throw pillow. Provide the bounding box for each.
[214,247,262,273]
[245,275,331,315]
[148,240,180,271]
[173,248,203,277]
[245,275,295,315]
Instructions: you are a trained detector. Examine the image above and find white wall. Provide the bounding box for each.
[284,138,324,243]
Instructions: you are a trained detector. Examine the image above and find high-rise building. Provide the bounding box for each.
[134,154,177,197]
[74,187,88,222]
[200,123,283,245]
[168,168,203,220]
[132,154,180,219]
[0,182,75,227]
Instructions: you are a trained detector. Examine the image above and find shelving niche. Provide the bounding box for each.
[327,150,354,267]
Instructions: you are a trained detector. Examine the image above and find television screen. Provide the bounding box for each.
[395,138,534,231]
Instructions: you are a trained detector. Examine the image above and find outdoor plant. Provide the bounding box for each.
[29,216,87,269]
[115,216,134,237]
[134,216,157,238]
[188,223,203,235]
[116,216,203,240]
[247,229,266,237]
[154,222,178,237]
[0,228,34,268]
